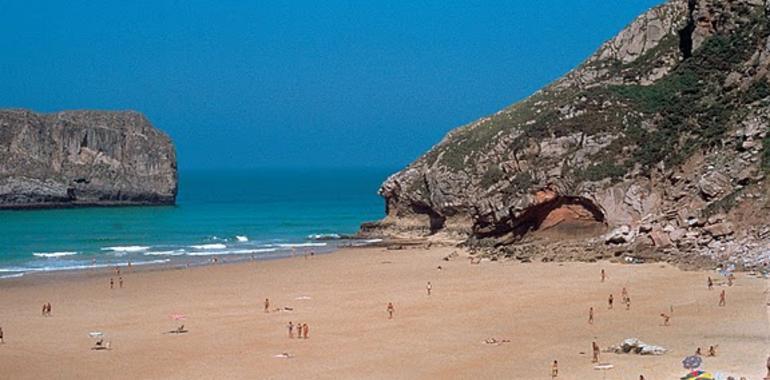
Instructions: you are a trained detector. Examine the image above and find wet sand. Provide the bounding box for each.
[0,246,767,379]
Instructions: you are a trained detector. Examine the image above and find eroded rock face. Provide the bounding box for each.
[363,0,770,269]
[0,110,177,208]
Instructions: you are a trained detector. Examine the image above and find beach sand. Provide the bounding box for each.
[0,246,767,379]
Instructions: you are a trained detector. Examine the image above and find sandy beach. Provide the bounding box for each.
[0,246,767,379]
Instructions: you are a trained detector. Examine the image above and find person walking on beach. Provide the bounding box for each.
[426,281,432,296]
[302,323,309,339]
[591,341,600,363]
[608,294,614,310]
[621,287,628,299]
[387,302,395,319]
[588,307,594,324]
[0,327,4,343]
[119,277,123,288]
[110,278,114,289]
[601,269,606,283]
[46,302,51,316]
[264,298,270,313]
[625,297,631,311]
[708,276,713,290]
[41,303,47,317]
[551,360,558,378]
[287,321,294,339]
[719,289,726,306]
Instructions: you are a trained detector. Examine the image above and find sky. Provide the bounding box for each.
[0,0,664,170]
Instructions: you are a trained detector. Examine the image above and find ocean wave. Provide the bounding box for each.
[190,243,227,250]
[0,273,24,279]
[144,250,186,256]
[307,233,341,240]
[33,251,78,258]
[235,235,249,242]
[186,248,278,256]
[0,259,171,274]
[102,246,150,253]
[275,242,327,248]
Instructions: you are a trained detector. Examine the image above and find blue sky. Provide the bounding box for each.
[0,1,663,170]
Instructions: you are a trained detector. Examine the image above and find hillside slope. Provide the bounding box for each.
[363,0,770,269]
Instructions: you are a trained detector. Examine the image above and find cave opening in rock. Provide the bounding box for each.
[410,203,447,234]
[476,195,606,244]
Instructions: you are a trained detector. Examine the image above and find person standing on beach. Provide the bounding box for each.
[110,278,114,289]
[387,302,395,319]
[708,277,713,290]
[621,287,628,300]
[46,302,51,316]
[426,282,432,296]
[601,269,606,283]
[264,298,270,313]
[119,277,123,288]
[591,341,600,363]
[608,294,614,310]
[287,321,294,338]
[625,297,631,311]
[551,360,558,378]
[302,323,308,339]
[719,289,726,306]
[588,307,594,324]
[0,327,4,343]
[41,304,47,317]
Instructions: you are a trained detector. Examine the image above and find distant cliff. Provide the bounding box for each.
[0,110,177,209]
[363,0,770,269]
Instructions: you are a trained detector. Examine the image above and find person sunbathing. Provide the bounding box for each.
[660,313,670,326]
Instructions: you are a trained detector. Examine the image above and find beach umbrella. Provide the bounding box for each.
[592,363,613,380]
[680,370,715,380]
[682,355,702,370]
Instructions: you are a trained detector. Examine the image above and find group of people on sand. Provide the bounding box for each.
[695,345,718,357]
[109,277,124,289]
[41,302,52,317]
[287,321,309,339]
[561,268,740,378]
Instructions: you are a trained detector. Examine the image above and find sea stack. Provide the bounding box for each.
[0,109,177,208]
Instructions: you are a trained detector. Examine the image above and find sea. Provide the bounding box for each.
[0,168,392,279]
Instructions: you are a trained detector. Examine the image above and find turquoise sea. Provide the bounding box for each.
[0,168,391,279]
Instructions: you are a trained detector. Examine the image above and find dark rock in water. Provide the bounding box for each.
[0,109,177,209]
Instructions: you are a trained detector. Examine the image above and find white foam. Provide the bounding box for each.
[102,246,150,253]
[190,243,227,250]
[307,233,341,240]
[186,248,278,256]
[276,242,327,248]
[0,273,24,279]
[144,250,186,256]
[33,251,78,258]
[235,235,249,242]
[0,259,171,274]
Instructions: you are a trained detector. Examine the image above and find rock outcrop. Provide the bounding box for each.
[0,110,177,208]
[363,0,770,269]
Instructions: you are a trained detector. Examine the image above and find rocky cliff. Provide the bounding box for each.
[363,0,770,269]
[0,110,177,208]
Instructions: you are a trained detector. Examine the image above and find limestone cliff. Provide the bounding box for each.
[0,110,177,208]
[363,0,770,269]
